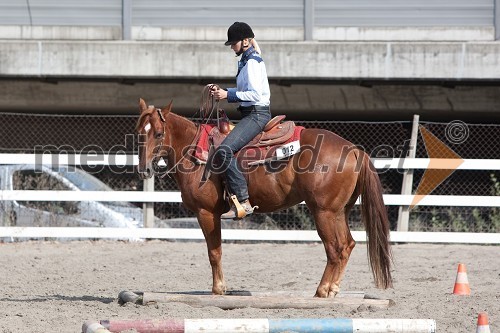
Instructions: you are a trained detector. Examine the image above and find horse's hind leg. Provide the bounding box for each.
[313,209,354,298]
[328,206,356,296]
[197,209,226,295]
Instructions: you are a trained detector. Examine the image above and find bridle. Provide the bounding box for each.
[151,107,202,178]
[140,91,219,178]
[156,107,165,123]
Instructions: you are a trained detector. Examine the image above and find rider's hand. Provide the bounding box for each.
[208,84,219,93]
[210,86,227,100]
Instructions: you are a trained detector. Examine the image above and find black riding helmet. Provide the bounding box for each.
[224,22,255,45]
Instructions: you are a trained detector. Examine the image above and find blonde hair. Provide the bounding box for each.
[250,39,262,55]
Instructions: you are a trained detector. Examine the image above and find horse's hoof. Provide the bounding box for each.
[212,286,226,295]
[314,291,329,298]
[329,286,340,298]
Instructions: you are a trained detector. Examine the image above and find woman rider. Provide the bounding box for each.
[210,22,271,220]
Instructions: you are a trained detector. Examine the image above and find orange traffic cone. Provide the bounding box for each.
[476,312,490,333]
[452,263,470,295]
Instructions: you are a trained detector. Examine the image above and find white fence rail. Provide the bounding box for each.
[1,191,500,208]
[1,227,498,244]
[0,153,499,244]
[1,153,499,170]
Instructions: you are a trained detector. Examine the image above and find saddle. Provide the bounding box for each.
[212,115,294,149]
[194,114,304,165]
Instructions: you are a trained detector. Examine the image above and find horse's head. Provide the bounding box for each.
[136,98,173,179]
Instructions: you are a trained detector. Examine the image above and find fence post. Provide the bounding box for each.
[143,176,154,228]
[122,0,132,40]
[396,114,419,231]
[304,0,314,41]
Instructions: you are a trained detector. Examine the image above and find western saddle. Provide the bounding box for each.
[211,113,295,149]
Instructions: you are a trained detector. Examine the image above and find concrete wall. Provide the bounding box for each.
[0,26,496,41]
[1,0,497,41]
[1,0,499,120]
[2,40,500,80]
[1,40,499,120]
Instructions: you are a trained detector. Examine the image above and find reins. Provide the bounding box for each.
[200,84,219,119]
[200,84,225,129]
[155,108,203,178]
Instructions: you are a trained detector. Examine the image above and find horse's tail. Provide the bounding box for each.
[357,151,393,289]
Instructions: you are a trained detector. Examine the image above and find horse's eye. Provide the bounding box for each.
[154,132,163,139]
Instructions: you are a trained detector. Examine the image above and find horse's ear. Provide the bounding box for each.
[163,100,173,114]
[139,98,147,113]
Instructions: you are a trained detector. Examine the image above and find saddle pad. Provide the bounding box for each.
[194,124,216,161]
[194,124,305,165]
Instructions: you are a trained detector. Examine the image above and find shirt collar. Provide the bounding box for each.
[236,46,257,77]
[240,46,256,62]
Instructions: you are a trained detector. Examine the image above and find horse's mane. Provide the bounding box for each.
[135,106,155,133]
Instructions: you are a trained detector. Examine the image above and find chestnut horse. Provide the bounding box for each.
[136,98,392,297]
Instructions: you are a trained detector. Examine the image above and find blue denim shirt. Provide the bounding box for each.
[226,46,271,107]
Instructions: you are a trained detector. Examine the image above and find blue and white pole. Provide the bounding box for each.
[96,318,437,333]
[185,318,436,333]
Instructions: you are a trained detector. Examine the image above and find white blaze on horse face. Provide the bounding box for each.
[144,122,151,133]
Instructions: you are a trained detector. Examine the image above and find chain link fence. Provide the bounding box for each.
[0,112,498,232]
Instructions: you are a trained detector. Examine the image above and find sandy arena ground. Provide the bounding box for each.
[0,240,498,332]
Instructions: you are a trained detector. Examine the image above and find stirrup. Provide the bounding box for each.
[221,195,258,220]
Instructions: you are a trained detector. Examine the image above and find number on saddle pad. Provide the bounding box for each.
[276,141,301,160]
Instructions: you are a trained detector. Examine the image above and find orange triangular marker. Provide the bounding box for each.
[410,126,464,208]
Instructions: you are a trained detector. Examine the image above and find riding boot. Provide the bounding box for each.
[221,197,255,220]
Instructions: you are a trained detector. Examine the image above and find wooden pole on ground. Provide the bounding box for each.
[140,293,392,310]
[82,320,112,333]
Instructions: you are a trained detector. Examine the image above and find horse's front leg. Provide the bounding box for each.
[197,209,226,295]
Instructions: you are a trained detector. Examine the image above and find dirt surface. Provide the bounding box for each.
[0,240,498,332]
